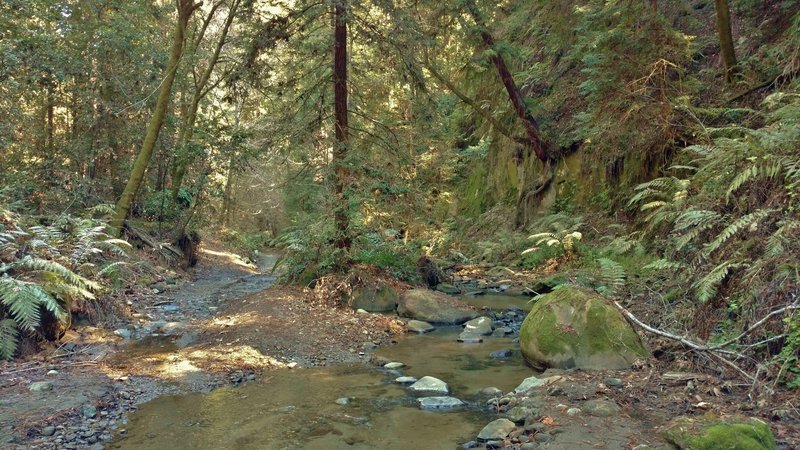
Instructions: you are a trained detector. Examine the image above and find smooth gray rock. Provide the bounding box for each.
[113,328,132,339]
[41,426,56,436]
[435,283,461,295]
[464,316,493,335]
[28,381,53,392]
[407,320,435,333]
[604,377,624,387]
[383,362,405,369]
[395,376,417,384]
[477,418,516,442]
[457,331,483,343]
[583,399,620,417]
[513,376,548,394]
[417,396,465,410]
[83,405,97,419]
[408,376,449,395]
[480,387,502,396]
[490,349,513,359]
[335,397,351,406]
[398,289,478,324]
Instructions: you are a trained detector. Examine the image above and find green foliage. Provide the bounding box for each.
[0,208,128,359]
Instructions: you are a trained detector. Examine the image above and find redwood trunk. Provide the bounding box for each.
[714,0,738,83]
[332,0,351,250]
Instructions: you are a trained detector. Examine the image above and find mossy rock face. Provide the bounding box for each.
[519,287,647,370]
[349,284,398,312]
[662,415,776,450]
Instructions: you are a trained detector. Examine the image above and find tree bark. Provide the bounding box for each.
[464,0,547,162]
[714,0,738,83]
[111,0,202,236]
[170,0,241,203]
[332,0,351,251]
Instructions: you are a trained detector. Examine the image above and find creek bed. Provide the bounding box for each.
[110,326,536,449]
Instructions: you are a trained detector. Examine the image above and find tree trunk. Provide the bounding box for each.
[464,1,547,162]
[332,0,351,251]
[714,0,738,83]
[170,0,240,203]
[111,0,202,236]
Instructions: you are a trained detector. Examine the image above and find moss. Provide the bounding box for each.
[663,416,776,450]
[460,163,488,217]
[520,286,647,369]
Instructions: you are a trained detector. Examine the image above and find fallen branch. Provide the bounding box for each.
[612,298,798,389]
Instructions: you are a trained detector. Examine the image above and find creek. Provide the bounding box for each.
[110,297,536,450]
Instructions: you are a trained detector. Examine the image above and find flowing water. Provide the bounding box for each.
[111,299,537,450]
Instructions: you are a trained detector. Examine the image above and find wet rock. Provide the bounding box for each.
[462,440,479,449]
[519,287,648,370]
[485,440,503,449]
[477,418,516,442]
[397,289,478,324]
[408,376,449,395]
[395,376,417,385]
[417,396,465,410]
[464,316,493,335]
[46,369,59,377]
[566,407,581,416]
[662,415,776,450]
[406,320,435,333]
[383,362,405,369]
[29,381,53,392]
[41,426,56,436]
[604,377,624,387]
[480,387,502,396]
[435,283,461,295]
[362,342,378,351]
[335,397,351,406]
[583,399,620,417]
[457,331,483,343]
[490,349,513,359]
[520,443,537,450]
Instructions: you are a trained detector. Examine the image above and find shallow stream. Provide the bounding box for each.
[110,298,536,450]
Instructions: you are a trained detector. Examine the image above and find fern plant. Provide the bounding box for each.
[0,209,128,359]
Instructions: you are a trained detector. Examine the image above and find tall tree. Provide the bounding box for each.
[111,0,202,236]
[170,0,242,203]
[464,0,548,162]
[714,0,738,83]
[332,0,351,251]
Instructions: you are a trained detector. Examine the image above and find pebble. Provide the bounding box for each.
[604,377,624,387]
[583,399,620,417]
[335,397,351,406]
[383,362,405,369]
[477,418,516,441]
[41,426,56,436]
[28,381,53,392]
[46,370,59,377]
[83,405,98,419]
[395,376,417,385]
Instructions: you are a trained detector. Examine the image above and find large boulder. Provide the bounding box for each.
[397,289,478,324]
[662,415,776,450]
[519,287,647,370]
[349,284,398,312]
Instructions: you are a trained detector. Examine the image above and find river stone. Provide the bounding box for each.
[583,399,620,417]
[505,406,534,424]
[113,328,132,339]
[29,381,53,392]
[395,376,417,384]
[408,376,449,394]
[490,349,513,359]
[41,426,56,436]
[435,283,461,295]
[480,387,502,396]
[513,375,562,394]
[406,320,435,333]
[662,415,777,450]
[349,284,399,312]
[477,418,516,442]
[417,396,465,410]
[519,286,647,370]
[83,404,97,418]
[397,289,478,324]
[383,362,405,369]
[464,316,493,335]
[457,331,483,343]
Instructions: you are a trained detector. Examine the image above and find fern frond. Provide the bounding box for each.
[642,259,685,271]
[704,210,773,255]
[597,257,626,293]
[692,261,742,303]
[12,257,100,292]
[97,261,128,278]
[673,209,721,232]
[766,219,800,258]
[0,319,17,360]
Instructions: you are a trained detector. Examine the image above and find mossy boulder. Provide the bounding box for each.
[397,289,478,324]
[349,284,398,312]
[519,287,647,370]
[662,415,776,450]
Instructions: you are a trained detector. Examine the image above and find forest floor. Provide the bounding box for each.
[0,241,797,449]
